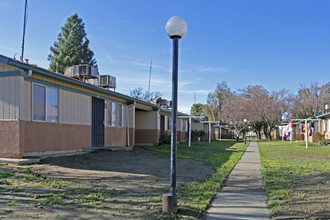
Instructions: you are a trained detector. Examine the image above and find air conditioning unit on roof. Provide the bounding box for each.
[325,104,330,112]
[64,64,99,79]
[99,75,116,89]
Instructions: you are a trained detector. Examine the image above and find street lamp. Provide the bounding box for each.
[243,119,247,144]
[162,16,187,214]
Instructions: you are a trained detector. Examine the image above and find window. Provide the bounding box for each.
[107,102,112,126]
[118,104,123,127]
[182,121,186,132]
[33,85,45,121]
[33,84,58,122]
[46,87,58,122]
[122,105,126,127]
[112,102,117,126]
[118,104,127,127]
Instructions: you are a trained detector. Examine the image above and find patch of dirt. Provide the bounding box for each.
[0,147,215,219]
[271,174,330,219]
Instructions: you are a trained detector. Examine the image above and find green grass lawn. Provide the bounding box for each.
[258,141,330,219]
[143,139,249,217]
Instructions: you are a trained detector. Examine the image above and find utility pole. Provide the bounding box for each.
[21,0,28,61]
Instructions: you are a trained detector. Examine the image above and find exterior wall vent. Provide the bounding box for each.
[99,75,116,89]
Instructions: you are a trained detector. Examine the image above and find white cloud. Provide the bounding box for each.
[179,89,211,95]
[178,104,192,114]
[196,66,230,73]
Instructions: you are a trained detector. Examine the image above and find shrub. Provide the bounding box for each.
[159,134,171,145]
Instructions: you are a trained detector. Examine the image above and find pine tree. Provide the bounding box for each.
[48,13,97,74]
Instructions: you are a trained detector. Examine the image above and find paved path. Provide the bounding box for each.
[205,142,270,220]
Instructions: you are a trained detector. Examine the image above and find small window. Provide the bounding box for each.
[112,102,117,126]
[107,102,112,126]
[46,87,58,122]
[122,105,126,127]
[33,84,58,122]
[119,104,123,127]
[33,85,45,121]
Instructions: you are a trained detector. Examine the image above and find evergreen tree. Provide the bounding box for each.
[190,103,204,116]
[48,13,97,74]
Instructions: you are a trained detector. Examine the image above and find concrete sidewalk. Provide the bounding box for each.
[204,142,270,220]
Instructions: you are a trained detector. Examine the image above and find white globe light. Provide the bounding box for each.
[244,119,247,123]
[165,16,187,39]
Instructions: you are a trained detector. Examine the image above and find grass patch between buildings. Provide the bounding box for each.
[143,140,249,218]
[258,141,330,219]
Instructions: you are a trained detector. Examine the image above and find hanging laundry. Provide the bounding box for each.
[289,120,293,132]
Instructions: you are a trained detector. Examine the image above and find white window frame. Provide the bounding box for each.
[32,83,59,123]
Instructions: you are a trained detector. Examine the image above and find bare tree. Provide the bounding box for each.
[129,88,162,102]
[291,82,330,118]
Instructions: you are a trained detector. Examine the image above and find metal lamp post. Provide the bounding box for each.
[243,119,247,144]
[162,16,187,213]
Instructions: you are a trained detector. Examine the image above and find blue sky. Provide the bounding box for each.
[1,0,329,113]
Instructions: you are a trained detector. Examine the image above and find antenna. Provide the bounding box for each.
[21,0,28,61]
[147,57,152,102]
